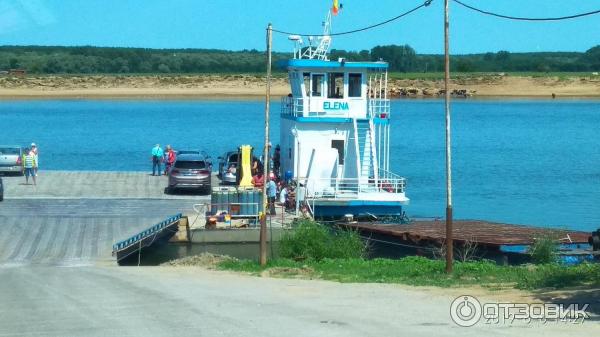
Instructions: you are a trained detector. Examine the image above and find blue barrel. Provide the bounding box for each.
[228,189,237,204]
[247,188,255,215]
[210,188,219,214]
[218,190,226,213]
[256,189,263,215]
[227,188,237,215]
[239,188,248,215]
[245,189,253,215]
[229,189,240,215]
[224,189,230,208]
[252,189,261,215]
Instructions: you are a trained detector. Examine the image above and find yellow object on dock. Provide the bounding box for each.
[238,145,253,187]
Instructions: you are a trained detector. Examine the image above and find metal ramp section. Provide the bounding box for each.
[112,213,183,263]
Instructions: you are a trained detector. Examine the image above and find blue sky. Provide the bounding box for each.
[0,0,598,54]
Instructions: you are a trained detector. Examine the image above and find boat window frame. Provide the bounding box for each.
[311,73,325,97]
[303,72,311,97]
[327,72,345,99]
[348,73,362,98]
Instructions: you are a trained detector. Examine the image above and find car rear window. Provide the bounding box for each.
[229,154,238,162]
[174,160,206,169]
[0,148,20,155]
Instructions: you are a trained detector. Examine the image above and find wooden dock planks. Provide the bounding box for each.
[341,220,591,247]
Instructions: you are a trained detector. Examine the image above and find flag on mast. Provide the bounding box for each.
[332,0,340,15]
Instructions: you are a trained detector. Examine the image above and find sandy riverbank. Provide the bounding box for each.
[0,74,598,99]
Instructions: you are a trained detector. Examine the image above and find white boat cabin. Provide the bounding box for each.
[276,10,408,218]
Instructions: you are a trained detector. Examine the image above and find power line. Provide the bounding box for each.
[453,0,600,21]
[271,0,434,37]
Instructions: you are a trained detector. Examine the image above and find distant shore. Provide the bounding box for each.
[0,74,598,99]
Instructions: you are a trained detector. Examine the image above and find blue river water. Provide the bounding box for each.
[1,98,599,231]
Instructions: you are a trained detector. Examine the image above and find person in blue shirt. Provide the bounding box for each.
[266,177,277,215]
[151,144,164,176]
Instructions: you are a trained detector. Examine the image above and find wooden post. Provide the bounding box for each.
[260,24,273,266]
[444,0,454,273]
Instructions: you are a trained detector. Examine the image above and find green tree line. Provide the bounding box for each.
[0,44,598,74]
[331,45,600,73]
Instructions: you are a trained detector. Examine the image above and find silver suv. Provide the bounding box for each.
[0,146,23,175]
[167,154,212,194]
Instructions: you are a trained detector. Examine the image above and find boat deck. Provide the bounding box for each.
[341,220,591,247]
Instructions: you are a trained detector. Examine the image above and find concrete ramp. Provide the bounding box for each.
[0,199,196,267]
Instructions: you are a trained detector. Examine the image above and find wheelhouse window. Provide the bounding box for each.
[303,72,310,96]
[348,73,362,97]
[331,139,345,165]
[311,74,324,97]
[327,73,344,99]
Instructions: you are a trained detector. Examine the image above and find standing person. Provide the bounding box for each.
[22,148,36,185]
[151,144,164,176]
[251,170,264,188]
[251,156,263,176]
[163,145,176,175]
[266,176,277,215]
[279,183,289,211]
[30,143,39,176]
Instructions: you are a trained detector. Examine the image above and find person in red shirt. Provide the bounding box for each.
[164,145,176,175]
[251,171,264,188]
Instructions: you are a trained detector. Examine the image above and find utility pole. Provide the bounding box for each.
[444,0,454,273]
[260,23,273,266]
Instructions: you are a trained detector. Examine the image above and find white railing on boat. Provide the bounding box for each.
[281,97,304,117]
[377,168,406,193]
[281,97,390,119]
[368,98,391,119]
[298,170,406,200]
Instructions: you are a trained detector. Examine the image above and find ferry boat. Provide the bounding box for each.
[277,10,409,219]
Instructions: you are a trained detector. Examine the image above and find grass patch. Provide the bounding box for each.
[278,220,366,261]
[217,219,600,291]
[529,235,559,264]
[217,256,600,290]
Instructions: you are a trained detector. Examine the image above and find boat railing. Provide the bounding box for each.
[368,98,391,119]
[280,97,304,117]
[377,168,406,193]
[298,174,406,200]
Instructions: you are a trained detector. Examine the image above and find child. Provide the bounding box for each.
[279,184,289,210]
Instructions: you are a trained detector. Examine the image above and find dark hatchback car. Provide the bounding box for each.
[167,154,212,194]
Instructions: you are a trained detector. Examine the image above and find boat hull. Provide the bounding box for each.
[311,199,404,218]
